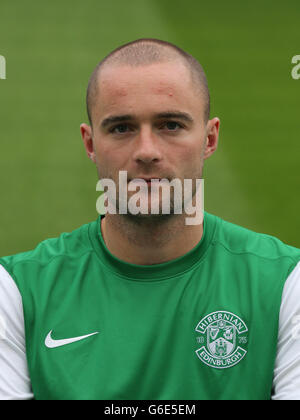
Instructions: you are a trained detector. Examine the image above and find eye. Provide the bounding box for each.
[110,124,131,134]
[162,121,183,131]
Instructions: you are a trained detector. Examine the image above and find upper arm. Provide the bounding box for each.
[0,265,33,400]
[272,261,300,400]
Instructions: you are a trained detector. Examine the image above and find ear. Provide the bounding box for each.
[80,123,96,163]
[203,117,220,160]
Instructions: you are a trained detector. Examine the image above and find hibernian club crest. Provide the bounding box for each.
[195,311,248,369]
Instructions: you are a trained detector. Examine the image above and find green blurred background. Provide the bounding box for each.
[0,0,299,255]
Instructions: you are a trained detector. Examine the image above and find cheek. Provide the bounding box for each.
[180,141,204,163]
[179,146,205,178]
[94,141,114,165]
[94,144,127,179]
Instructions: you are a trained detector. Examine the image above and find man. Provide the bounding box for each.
[0,38,300,400]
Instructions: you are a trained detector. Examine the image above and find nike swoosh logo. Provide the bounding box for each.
[45,330,99,349]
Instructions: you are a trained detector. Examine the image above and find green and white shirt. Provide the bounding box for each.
[0,212,300,400]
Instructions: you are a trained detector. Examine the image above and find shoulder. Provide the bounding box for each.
[207,213,300,275]
[0,219,98,278]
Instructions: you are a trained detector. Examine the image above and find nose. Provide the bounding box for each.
[131,125,163,164]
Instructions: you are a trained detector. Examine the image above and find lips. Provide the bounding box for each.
[130,177,163,182]
[129,178,162,185]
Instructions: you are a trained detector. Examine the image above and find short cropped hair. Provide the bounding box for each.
[86,38,210,126]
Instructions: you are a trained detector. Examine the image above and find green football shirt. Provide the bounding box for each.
[1,212,300,400]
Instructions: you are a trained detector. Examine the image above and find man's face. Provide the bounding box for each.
[81,60,219,219]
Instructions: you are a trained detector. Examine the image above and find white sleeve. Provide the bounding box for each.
[0,265,33,400]
[272,261,300,400]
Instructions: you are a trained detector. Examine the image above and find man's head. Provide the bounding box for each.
[81,38,220,222]
[86,38,210,127]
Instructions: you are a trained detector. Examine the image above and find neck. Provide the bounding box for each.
[101,213,203,265]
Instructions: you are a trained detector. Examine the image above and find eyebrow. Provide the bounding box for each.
[100,111,194,129]
[156,112,194,123]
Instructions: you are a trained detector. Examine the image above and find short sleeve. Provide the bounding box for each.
[0,265,33,400]
[272,261,300,400]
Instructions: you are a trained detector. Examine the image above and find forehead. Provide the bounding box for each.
[94,61,201,118]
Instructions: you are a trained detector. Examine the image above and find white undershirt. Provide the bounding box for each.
[1,262,300,400]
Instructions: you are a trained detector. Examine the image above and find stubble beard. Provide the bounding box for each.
[98,169,203,228]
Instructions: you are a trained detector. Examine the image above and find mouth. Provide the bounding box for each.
[129,177,163,184]
[144,178,161,183]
